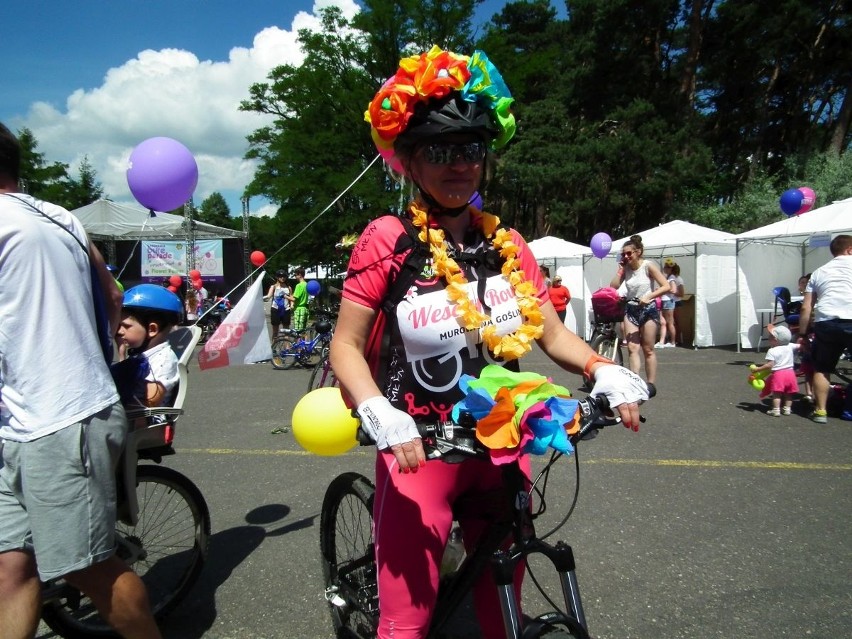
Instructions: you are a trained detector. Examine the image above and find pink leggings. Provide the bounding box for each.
[373,451,530,638]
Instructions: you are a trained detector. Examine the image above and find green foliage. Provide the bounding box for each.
[16,129,104,210]
[197,192,233,228]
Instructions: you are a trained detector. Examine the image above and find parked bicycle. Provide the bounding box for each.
[271,317,334,370]
[319,392,648,639]
[588,288,627,366]
[40,326,211,638]
[308,351,338,392]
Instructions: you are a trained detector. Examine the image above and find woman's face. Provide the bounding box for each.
[408,136,484,209]
[620,244,641,267]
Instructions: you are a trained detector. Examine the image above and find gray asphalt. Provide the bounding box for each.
[39,343,852,638]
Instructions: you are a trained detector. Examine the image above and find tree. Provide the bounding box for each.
[198,192,233,228]
[16,127,70,203]
[63,156,104,210]
[241,2,484,266]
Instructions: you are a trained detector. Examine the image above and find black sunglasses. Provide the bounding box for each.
[422,141,487,165]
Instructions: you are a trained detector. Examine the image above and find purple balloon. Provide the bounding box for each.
[127,137,199,211]
[306,280,321,296]
[779,188,803,216]
[590,232,612,259]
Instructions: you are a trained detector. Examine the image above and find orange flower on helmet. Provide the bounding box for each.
[399,47,470,100]
[365,76,417,141]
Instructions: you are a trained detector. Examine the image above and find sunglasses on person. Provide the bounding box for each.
[621,251,634,258]
[422,141,487,165]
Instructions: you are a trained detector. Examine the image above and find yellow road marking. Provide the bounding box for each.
[177,448,851,471]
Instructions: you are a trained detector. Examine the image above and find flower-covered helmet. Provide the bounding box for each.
[365,46,516,172]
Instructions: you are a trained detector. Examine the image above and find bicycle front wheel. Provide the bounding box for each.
[320,472,378,639]
[41,465,210,638]
[309,354,338,392]
[271,335,298,370]
[590,333,623,366]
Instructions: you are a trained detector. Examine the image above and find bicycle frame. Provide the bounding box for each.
[428,460,588,639]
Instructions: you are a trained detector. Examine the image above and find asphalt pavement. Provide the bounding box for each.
[38,343,852,638]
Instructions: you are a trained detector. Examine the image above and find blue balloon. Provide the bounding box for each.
[779,189,804,216]
[306,280,321,296]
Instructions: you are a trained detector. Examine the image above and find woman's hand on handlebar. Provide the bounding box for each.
[356,396,426,473]
[588,365,650,431]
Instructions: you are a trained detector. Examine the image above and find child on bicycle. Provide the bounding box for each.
[752,324,800,416]
[113,284,182,416]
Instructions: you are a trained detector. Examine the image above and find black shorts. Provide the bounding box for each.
[271,308,291,327]
[811,319,852,373]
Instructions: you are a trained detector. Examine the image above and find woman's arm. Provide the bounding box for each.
[610,266,625,289]
[641,263,670,304]
[329,298,383,405]
[330,297,425,471]
[536,301,641,428]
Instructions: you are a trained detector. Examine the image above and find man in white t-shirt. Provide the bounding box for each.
[797,234,852,423]
[0,122,162,638]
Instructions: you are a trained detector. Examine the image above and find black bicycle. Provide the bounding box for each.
[319,394,636,639]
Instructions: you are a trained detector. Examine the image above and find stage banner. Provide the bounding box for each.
[141,239,224,280]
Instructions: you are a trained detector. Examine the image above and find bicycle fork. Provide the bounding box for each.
[492,539,587,639]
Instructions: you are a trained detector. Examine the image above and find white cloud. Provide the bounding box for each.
[19,0,362,214]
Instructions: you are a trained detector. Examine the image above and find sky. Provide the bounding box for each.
[2,0,519,218]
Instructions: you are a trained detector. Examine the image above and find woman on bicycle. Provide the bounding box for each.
[330,47,649,639]
[610,235,669,389]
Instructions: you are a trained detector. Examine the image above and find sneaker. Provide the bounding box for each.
[766,408,780,417]
[840,410,852,422]
[810,410,828,424]
[654,343,664,349]
[664,342,675,348]
[781,406,791,416]
[801,395,814,404]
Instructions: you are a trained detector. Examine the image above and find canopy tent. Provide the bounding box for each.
[735,197,852,349]
[72,199,246,240]
[527,236,590,334]
[581,221,737,347]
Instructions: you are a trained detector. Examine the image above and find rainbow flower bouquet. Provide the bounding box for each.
[451,365,581,465]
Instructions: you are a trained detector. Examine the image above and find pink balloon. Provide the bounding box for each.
[126,137,198,211]
[796,187,816,214]
[378,146,404,174]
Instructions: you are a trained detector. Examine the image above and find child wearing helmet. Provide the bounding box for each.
[329,47,649,638]
[114,284,182,410]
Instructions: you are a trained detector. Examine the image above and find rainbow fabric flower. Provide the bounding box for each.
[365,46,517,155]
[451,365,581,465]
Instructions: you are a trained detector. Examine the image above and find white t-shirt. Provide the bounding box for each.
[765,343,799,371]
[0,194,119,442]
[806,255,852,322]
[623,260,656,300]
[141,341,180,408]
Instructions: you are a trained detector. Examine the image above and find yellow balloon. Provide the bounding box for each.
[291,387,359,456]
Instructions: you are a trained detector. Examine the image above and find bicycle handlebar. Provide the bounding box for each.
[356,395,622,460]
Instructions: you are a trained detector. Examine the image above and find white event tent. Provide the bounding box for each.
[735,197,852,349]
[582,221,737,347]
[72,199,246,241]
[530,221,738,346]
[527,236,590,334]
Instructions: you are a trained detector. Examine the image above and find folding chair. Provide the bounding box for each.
[771,286,801,333]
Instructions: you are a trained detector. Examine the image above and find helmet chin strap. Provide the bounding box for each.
[415,174,485,218]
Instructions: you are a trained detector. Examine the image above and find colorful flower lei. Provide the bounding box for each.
[451,365,581,465]
[410,202,544,361]
[365,46,517,156]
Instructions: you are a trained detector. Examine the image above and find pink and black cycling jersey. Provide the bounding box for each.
[342,214,548,422]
